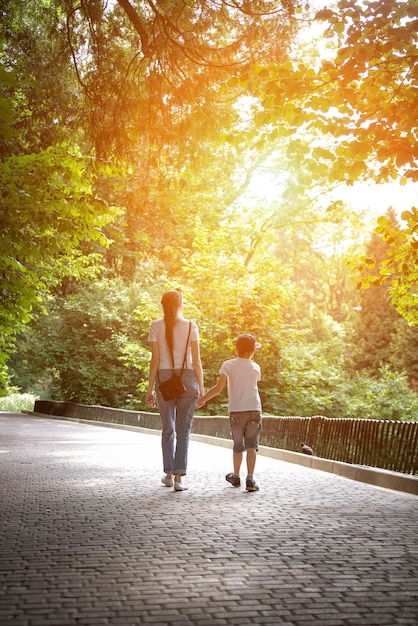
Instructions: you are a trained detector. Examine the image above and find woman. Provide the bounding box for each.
[145,289,204,491]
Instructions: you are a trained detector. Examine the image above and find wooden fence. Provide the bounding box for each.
[33,401,418,476]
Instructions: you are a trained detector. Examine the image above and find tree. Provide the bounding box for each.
[0,0,121,388]
[0,146,119,391]
[308,0,418,323]
[239,0,417,323]
[314,0,417,182]
[0,0,82,156]
[0,65,16,145]
[372,207,418,325]
[62,0,300,277]
[4,0,417,419]
[64,0,297,157]
[347,208,418,381]
[9,278,153,406]
[140,211,292,415]
[1,0,301,391]
[348,209,405,372]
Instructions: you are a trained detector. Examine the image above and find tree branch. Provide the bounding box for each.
[117,0,151,57]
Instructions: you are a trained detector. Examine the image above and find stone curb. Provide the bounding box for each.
[29,411,418,496]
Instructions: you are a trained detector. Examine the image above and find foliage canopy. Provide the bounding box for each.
[1,0,417,416]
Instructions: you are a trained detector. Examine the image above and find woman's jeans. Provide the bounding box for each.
[156,369,199,476]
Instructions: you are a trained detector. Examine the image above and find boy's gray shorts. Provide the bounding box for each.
[229,410,262,453]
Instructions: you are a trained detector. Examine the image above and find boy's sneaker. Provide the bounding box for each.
[225,473,241,488]
[246,478,259,492]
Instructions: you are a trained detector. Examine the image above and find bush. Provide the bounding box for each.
[8,278,157,408]
[260,333,418,421]
[0,393,38,412]
[337,365,418,421]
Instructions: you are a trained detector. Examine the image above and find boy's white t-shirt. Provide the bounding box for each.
[148,318,199,369]
[220,357,262,413]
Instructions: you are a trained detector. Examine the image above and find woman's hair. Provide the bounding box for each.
[161,289,183,366]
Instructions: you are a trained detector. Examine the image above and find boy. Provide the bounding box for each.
[197,334,262,492]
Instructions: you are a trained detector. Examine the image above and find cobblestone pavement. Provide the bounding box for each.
[1,413,417,626]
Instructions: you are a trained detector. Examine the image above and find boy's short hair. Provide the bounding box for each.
[236,334,261,355]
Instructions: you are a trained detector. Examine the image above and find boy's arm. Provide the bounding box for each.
[197,374,227,408]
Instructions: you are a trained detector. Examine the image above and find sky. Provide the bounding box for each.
[330,181,417,217]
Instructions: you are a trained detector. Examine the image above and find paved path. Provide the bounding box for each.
[1,413,417,626]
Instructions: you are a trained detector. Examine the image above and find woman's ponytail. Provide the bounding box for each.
[161,289,183,367]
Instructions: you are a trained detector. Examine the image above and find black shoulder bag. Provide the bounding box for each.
[158,321,192,401]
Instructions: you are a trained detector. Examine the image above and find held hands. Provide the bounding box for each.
[196,396,207,409]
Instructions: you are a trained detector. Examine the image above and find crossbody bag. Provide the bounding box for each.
[158,321,192,401]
